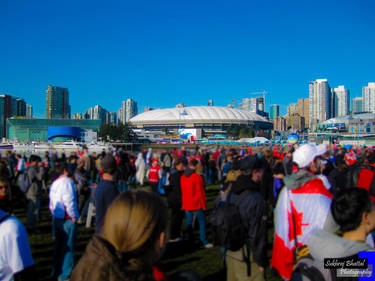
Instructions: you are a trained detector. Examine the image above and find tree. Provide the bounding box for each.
[248,128,255,138]
[239,127,249,138]
[98,122,137,142]
[119,123,137,141]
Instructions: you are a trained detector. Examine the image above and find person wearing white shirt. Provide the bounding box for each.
[16,154,25,173]
[49,160,79,281]
[0,178,36,281]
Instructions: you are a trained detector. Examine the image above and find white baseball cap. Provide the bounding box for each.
[316,144,328,156]
[293,144,327,168]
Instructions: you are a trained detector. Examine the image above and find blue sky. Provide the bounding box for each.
[1,0,374,117]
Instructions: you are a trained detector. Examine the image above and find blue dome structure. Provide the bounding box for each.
[47,126,82,141]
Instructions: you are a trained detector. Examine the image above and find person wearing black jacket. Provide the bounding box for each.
[74,158,91,221]
[117,152,130,192]
[165,159,185,242]
[226,158,268,281]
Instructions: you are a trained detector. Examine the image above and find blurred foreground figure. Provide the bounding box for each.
[291,188,375,280]
[71,190,169,281]
[0,177,36,281]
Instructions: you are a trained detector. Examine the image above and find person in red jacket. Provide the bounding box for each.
[180,158,213,249]
[148,159,161,194]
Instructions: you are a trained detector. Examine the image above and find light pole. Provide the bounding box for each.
[178,109,187,152]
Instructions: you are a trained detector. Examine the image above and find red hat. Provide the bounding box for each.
[152,159,158,163]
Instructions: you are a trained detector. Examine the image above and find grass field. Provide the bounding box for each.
[13,184,282,281]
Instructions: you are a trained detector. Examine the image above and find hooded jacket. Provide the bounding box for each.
[71,235,154,281]
[308,229,373,261]
[291,229,373,281]
[283,169,316,190]
[282,169,339,233]
[166,170,184,207]
[180,167,206,211]
[271,169,337,280]
[226,174,268,267]
[26,165,45,200]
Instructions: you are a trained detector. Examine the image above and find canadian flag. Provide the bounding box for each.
[271,178,333,280]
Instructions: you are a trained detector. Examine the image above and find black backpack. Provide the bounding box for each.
[17,170,31,193]
[291,246,336,281]
[210,190,249,251]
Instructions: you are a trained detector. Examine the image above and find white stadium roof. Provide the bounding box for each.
[130,106,269,124]
[322,113,375,125]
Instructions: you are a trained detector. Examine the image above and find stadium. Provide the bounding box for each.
[129,106,273,138]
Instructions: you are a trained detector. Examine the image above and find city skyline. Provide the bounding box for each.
[2,0,374,118]
[1,79,374,119]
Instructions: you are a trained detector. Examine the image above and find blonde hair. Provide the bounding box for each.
[102,190,168,280]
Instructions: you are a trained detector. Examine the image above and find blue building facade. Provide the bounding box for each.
[7,118,101,141]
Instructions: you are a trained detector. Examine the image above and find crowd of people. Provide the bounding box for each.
[1,143,375,281]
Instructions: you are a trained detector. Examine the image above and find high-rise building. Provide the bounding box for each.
[118,99,138,124]
[287,113,305,131]
[126,99,138,122]
[0,95,11,139]
[85,107,94,119]
[15,98,26,116]
[45,85,71,119]
[73,113,84,119]
[109,112,118,124]
[118,101,126,124]
[94,105,108,123]
[287,103,298,116]
[11,97,18,116]
[239,97,265,113]
[362,83,375,113]
[309,79,331,127]
[84,105,110,124]
[118,108,124,124]
[208,99,214,106]
[352,97,363,114]
[0,94,27,138]
[297,98,309,128]
[273,116,287,131]
[333,85,350,117]
[26,104,33,118]
[270,104,279,120]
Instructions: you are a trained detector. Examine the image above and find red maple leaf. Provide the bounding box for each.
[287,199,309,242]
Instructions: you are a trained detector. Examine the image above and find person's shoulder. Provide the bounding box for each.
[98,180,117,190]
[294,177,333,199]
[62,176,74,184]
[27,166,35,173]
[54,176,73,186]
[72,236,119,281]
[50,177,59,189]
[192,172,203,180]
[242,189,266,204]
[0,216,26,237]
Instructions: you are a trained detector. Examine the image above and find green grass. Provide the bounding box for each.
[14,184,282,281]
